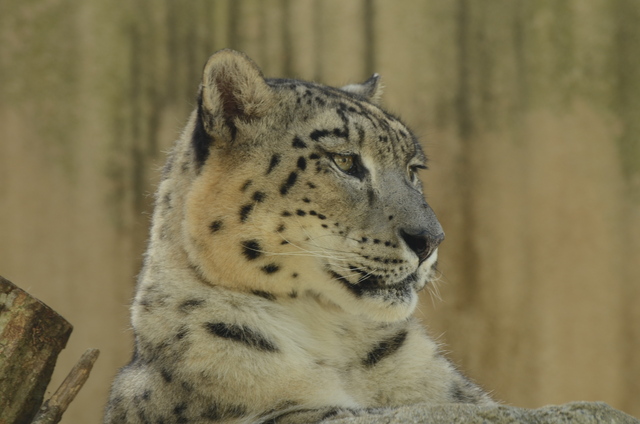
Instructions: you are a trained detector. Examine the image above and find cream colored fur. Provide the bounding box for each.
[104,49,493,424]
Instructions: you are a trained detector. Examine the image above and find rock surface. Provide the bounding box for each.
[325,402,639,424]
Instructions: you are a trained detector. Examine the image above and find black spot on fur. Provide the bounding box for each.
[368,189,375,205]
[450,380,480,403]
[363,330,408,367]
[280,172,298,195]
[209,220,223,233]
[282,211,292,217]
[242,240,262,260]
[309,153,320,160]
[176,327,189,340]
[307,182,316,189]
[241,180,253,192]
[161,368,173,383]
[297,156,307,171]
[296,209,306,216]
[262,263,281,274]
[179,298,205,313]
[173,402,187,417]
[317,214,326,220]
[310,129,331,141]
[277,224,286,232]
[161,155,174,179]
[266,154,281,174]
[252,191,266,202]
[332,127,349,138]
[252,290,277,301]
[204,322,279,352]
[239,203,254,222]
[320,409,342,420]
[201,402,247,421]
[292,137,307,149]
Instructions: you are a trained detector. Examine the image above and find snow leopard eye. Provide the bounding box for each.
[409,164,427,183]
[332,154,356,174]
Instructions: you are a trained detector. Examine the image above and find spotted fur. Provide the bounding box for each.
[104,49,494,424]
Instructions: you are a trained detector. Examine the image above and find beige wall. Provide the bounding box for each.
[1,1,638,422]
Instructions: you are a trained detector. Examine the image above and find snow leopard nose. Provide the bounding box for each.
[400,229,445,264]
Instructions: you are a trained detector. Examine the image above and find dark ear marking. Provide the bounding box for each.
[192,93,214,169]
[200,49,273,140]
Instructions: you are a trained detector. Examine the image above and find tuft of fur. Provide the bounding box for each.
[104,49,494,424]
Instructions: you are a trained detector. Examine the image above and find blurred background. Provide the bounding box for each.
[1,1,639,422]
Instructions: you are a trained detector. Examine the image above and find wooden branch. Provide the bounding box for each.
[0,276,73,424]
[30,348,100,424]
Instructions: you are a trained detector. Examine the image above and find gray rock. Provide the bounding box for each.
[324,402,639,424]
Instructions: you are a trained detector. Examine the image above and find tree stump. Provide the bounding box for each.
[0,276,72,424]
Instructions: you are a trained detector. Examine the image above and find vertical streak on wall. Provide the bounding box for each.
[611,0,640,411]
[281,0,293,77]
[312,0,324,82]
[228,0,240,51]
[363,0,375,77]
[453,0,480,308]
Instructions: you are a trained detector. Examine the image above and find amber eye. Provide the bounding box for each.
[409,164,427,182]
[332,154,356,173]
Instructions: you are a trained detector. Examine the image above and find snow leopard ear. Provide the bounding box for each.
[199,49,274,142]
[340,74,383,104]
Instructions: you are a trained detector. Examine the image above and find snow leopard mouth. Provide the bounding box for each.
[328,269,420,298]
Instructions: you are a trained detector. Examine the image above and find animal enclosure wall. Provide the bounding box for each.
[0,1,638,422]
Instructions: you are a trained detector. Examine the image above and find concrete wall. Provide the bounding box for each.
[1,1,638,422]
